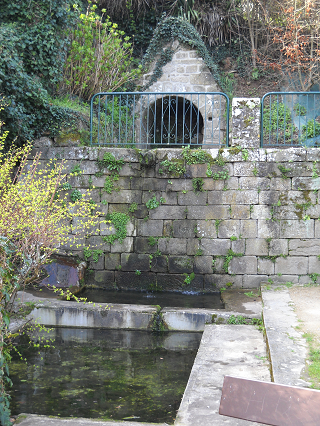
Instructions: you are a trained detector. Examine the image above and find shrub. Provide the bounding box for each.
[59,3,142,101]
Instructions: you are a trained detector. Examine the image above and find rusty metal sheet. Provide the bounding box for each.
[219,376,320,426]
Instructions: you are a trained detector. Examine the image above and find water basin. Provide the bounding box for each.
[76,289,224,309]
[9,328,202,424]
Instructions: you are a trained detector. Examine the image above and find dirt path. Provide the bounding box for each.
[289,286,320,340]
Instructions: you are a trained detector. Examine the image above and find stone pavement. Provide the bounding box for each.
[15,284,312,426]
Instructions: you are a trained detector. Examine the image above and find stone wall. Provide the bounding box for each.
[32,145,320,291]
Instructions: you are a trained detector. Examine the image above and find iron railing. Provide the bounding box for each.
[90,92,229,148]
[261,92,320,147]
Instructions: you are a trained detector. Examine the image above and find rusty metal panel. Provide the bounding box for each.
[219,376,320,426]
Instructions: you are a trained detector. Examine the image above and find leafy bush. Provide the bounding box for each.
[0,1,79,146]
[59,3,142,101]
[302,120,320,140]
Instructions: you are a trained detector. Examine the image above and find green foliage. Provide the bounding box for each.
[192,178,204,193]
[103,212,130,244]
[70,164,82,176]
[104,176,114,194]
[0,1,78,146]
[135,269,141,276]
[206,165,229,180]
[146,196,165,210]
[227,315,247,324]
[278,164,292,178]
[263,102,295,143]
[159,159,186,176]
[195,249,203,256]
[83,248,103,262]
[148,236,158,247]
[223,250,243,273]
[61,182,72,190]
[183,272,195,285]
[60,3,141,101]
[182,146,212,164]
[293,104,307,116]
[128,202,138,213]
[230,236,238,241]
[302,120,320,140]
[70,189,82,202]
[97,152,124,175]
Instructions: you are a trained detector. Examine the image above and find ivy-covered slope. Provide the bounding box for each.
[0,0,80,147]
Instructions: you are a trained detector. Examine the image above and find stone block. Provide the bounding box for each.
[76,160,100,175]
[259,191,281,205]
[131,177,168,191]
[229,256,257,274]
[115,271,156,291]
[86,236,110,251]
[173,220,197,238]
[307,148,320,162]
[275,256,308,275]
[243,275,268,288]
[119,163,141,177]
[245,239,268,255]
[163,220,173,237]
[268,275,299,284]
[187,238,200,255]
[158,238,187,255]
[137,219,163,237]
[233,163,257,177]
[187,205,230,220]
[204,274,243,290]
[156,273,204,292]
[308,256,320,274]
[150,255,168,273]
[269,239,288,256]
[231,98,260,148]
[254,162,281,178]
[121,253,150,271]
[292,177,320,190]
[101,190,142,204]
[194,256,213,274]
[135,237,158,254]
[200,239,230,255]
[305,204,320,219]
[195,220,217,238]
[190,73,216,85]
[208,190,258,205]
[108,204,130,214]
[280,220,314,238]
[270,178,291,191]
[178,192,207,205]
[168,256,193,273]
[289,239,320,256]
[110,237,133,253]
[240,220,258,238]
[149,206,186,220]
[231,239,245,253]
[257,220,280,238]
[267,147,306,162]
[217,220,240,238]
[185,65,198,73]
[170,179,193,192]
[257,258,274,275]
[100,221,114,236]
[251,205,271,220]
[67,175,92,188]
[96,148,139,163]
[105,253,120,270]
[315,221,320,238]
[89,254,105,270]
[160,190,178,205]
[90,271,115,287]
[239,177,270,190]
[230,205,250,219]
[185,163,208,178]
[213,257,225,274]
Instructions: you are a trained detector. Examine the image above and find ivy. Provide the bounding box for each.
[141,16,225,92]
[0,1,79,147]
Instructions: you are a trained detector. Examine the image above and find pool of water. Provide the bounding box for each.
[9,328,202,423]
[76,289,224,309]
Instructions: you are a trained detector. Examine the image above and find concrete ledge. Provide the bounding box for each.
[175,324,270,425]
[261,284,310,387]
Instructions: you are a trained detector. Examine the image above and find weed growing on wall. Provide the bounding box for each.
[103,212,130,244]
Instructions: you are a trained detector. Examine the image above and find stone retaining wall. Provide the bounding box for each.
[32,145,320,290]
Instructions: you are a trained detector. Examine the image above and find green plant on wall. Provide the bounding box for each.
[146,196,165,209]
[192,178,204,193]
[102,212,130,244]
